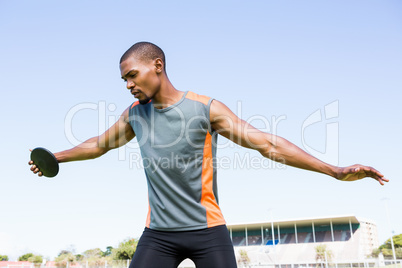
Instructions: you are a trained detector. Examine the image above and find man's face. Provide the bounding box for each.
[120,56,161,104]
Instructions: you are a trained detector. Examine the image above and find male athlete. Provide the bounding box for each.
[29,42,388,268]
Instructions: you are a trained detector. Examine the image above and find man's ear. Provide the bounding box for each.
[154,58,164,73]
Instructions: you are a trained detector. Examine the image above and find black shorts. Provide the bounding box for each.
[129,225,237,268]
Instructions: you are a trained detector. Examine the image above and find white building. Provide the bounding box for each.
[227,215,379,265]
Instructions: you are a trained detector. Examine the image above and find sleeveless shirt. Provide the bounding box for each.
[128,91,226,231]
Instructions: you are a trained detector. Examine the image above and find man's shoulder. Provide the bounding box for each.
[130,100,153,110]
[185,91,212,106]
[130,101,140,109]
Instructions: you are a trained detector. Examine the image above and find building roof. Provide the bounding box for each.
[227,215,368,230]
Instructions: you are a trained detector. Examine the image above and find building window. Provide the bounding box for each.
[247,228,262,245]
[232,229,246,246]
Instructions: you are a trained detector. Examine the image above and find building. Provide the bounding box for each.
[227,215,379,265]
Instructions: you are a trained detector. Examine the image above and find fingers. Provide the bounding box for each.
[344,164,388,186]
[381,177,389,182]
[364,166,387,185]
[377,176,388,186]
[358,165,388,186]
[28,162,43,177]
[376,175,387,186]
[29,149,43,177]
[363,165,383,177]
[30,165,40,173]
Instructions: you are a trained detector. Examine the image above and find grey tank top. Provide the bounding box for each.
[129,91,225,231]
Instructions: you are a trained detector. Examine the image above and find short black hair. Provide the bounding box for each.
[120,42,166,70]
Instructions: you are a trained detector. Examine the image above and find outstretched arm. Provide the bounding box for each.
[29,106,135,176]
[210,100,388,185]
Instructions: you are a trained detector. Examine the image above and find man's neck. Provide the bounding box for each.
[152,80,183,109]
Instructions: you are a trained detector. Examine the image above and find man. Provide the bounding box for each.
[29,42,388,268]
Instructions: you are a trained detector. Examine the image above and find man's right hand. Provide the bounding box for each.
[28,149,43,177]
[27,106,135,177]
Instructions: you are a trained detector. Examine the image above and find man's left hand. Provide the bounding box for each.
[336,164,388,185]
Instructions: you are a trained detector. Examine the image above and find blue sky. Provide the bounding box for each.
[1,0,401,261]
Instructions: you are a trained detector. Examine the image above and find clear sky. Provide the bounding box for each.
[1,0,401,261]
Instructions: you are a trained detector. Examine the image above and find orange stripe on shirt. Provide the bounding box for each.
[186,91,210,105]
[145,195,151,228]
[200,131,226,227]
[131,100,152,109]
[131,101,140,109]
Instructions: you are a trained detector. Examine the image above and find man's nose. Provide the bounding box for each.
[126,80,135,89]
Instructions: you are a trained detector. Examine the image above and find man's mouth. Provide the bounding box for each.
[131,90,140,98]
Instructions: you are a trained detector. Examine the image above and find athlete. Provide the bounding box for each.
[29,42,388,268]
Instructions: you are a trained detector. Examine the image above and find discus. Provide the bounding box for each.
[30,147,59,178]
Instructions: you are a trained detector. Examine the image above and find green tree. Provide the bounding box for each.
[0,255,9,261]
[237,249,250,267]
[103,246,113,257]
[19,253,34,261]
[315,244,333,263]
[83,248,103,258]
[370,248,381,258]
[58,250,71,256]
[112,238,138,260]
[82,248,108,266]
[374,233,402,259]
[54,252,76,267]
[379,248,402,259]
[379,234,402,250]
[28,255,43,265]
